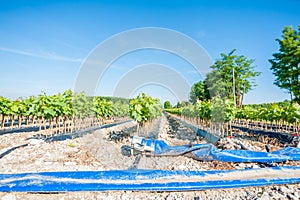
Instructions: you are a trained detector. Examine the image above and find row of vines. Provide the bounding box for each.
[166,98,300,136]
[129,93,162,134]
[0,90,129,135]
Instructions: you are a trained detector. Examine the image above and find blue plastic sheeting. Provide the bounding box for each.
[0,166,299,192]
[152,139,300,163]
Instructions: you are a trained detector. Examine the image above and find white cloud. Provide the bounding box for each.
[0,47,83,63]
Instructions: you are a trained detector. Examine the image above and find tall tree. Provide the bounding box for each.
[189,81,210,104]
[269,25,300,103]
[163,101,172,109]
[206,49,260,108]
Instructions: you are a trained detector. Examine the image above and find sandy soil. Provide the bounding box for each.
[0,114,299,200]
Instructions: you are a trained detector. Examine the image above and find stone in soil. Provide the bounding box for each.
[1,117,300,199]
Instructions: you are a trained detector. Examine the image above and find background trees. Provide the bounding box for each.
[269,25,300,103]
[205,49,260,108]
[163,101,172,109]
[189,81,210,104]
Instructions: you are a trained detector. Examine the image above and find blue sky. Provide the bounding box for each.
[0,0,299,104]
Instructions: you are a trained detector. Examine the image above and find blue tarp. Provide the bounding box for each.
[151,139,300,163]
[0,166,299,192]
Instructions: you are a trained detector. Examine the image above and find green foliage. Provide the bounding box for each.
[175,101,190,108]
[0,90,132,131]
[61,90,74,117]
[195,100,211,121]
[129,93,162,126]
[23,96,36,117]
[98,96,130,105]
[164,108,182,115]
[0,90,129,124]
[205,49,260,108]
[182,104,195,118]
[68,142,75,148]
[224,99,236,122]
[112,101,129,117]
[73,92,92,118]
[11,99,26,117]
[269,25,300,103]
[33,92,51,119]
[189,81,210,104]
[211,97,226,123]
[163,101,172,109]
[196,97,235,123]
[0,96,12,116]
[93,97,112,118]
[166,98,300,125]
[238,102,300,124]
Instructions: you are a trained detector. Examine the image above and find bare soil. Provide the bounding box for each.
[0,114,299,199]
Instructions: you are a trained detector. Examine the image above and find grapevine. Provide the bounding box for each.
[0,90,130,136]
[129,93,162,127]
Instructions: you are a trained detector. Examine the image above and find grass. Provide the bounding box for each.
[68,143,75,148]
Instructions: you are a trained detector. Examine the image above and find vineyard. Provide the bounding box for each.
[0,92,300,149]
[1,92,300,199]
[165,98,300,137]
[2,0,300,198]
[0,90,129,136]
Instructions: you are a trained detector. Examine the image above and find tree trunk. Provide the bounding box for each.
[10,115,14,129]
[43,118,47,133]
[39,117,42,136]
[63,117,67,133]
[55,117,59,134]
[290,89,293,102]
[240,87,245,108]
[236,88,241,108]
[26,116,29,126]
[1,114,5,129]
[32,115,35,126]
[49,118,54,136]
[229,120,232,137]
[71,116,75,133]
[18,115,22,128]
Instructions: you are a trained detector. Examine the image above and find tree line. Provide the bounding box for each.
[187,25,299,106]
[164,25,300,136]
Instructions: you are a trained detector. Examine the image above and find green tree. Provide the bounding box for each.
[269,25,300,103]
[189,81,210,104]
[206,49,260,108]
[163,101,172,109]
[175,101,190,108]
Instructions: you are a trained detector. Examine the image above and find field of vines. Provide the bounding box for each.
[1,92,300,199]
[1,91,299,138]
[165,98,300,137]
[0,90,129,136]
[129,93,162,134]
